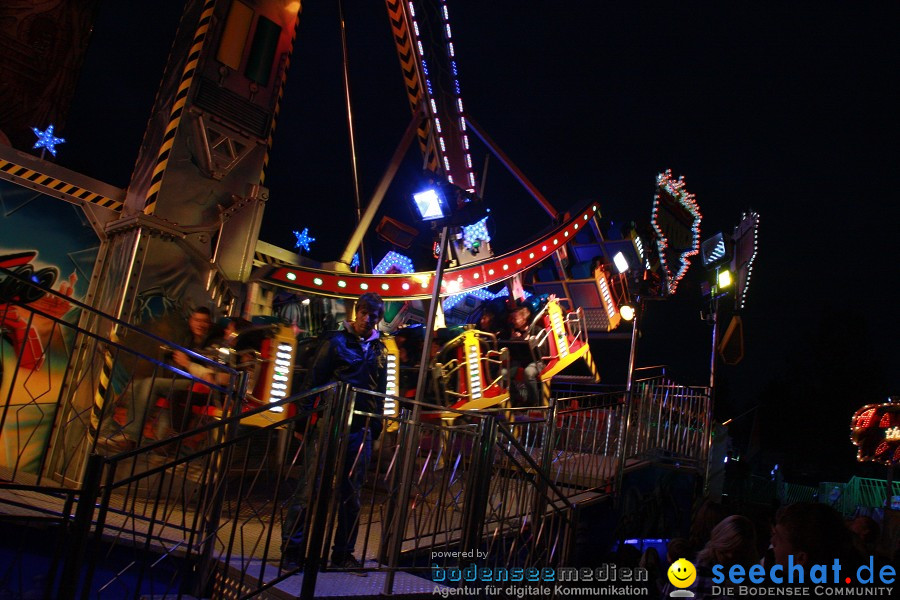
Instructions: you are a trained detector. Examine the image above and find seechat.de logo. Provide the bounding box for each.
[667,558,696,598]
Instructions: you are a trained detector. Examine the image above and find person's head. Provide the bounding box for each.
[349,293,384,338]
[509,305,531,331]
[478,306,497,332]
[772,502,852,567]
[689,499,729,552]
[849,515,879,546]
[639,546,663,572]
[189,307,212,341]
[696,515,758,567]
[666,537,691,564]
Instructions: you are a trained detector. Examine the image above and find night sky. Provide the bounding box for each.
[59,1,897,480]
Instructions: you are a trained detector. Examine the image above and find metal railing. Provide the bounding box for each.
[626,375,712,468]
[1,265,241,489]
[1,267,714,598]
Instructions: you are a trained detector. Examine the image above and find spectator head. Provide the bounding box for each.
[849,516,879,545]
[696,515,759,567]
[772,502,853,567]
[350,293,384,338]
[666,537,691,564]
[689,499,729,553]
[640,546,663,572]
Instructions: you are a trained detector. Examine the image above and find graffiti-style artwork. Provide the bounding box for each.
[0,180,98,473]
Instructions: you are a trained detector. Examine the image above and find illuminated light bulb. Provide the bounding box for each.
[488,269,494,275]
[574,223,579,230]
[542,245,547,252]
[360,283,368,290]
[592,205,598,212]
[613,252,629,273]
[473,273,480,279]
[529,253,534,259]
[564,231,569,237]
[337,280,347,288]
[402,282,410,290]
[553,239,558,245]
[516,258,522,264]
[313,277,323,286]
[718,270,733,289]
[286,272,297,281]
[381,283,389,290]
[502,264,508,270]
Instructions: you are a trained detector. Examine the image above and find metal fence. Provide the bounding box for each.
[1,264,241,489]
[1,266,714,598]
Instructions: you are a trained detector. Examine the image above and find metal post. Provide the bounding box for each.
[383,225,449,594]
[339,110,423,269]
[705,295,719,494]
[195,370,248,597]
[616,298,641,503]
[338,0,366,272]
[886,465,894,510]
[466,117,558,220]
[301,384,351,600]
[57,453,104,600]
[461,416,496,555]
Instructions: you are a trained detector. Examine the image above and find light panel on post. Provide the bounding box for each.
[412,187,450,222]
[717,269,733,289]
[613,251,630,274]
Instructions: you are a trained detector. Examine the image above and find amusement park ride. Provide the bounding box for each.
[0,1,762,597]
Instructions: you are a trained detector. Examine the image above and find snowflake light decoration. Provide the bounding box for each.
[293,228,315,253]
[32,125,65,157]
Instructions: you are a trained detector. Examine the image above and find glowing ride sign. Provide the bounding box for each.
[650,170,702,295]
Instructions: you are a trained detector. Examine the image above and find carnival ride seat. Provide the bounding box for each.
[527,296,599,386]
[153,324,285,436]
[431,328,509,421]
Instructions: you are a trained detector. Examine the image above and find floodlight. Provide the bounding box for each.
[717,269,733,289]
[412,187,450,222]
[613,251,629,274]
[620,304,635,321]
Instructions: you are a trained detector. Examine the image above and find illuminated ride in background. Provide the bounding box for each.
[851,401,900,466]
[246,1,713,421]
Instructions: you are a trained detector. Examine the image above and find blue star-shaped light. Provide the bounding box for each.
[350,252,360,269]
[32,125,65,157]
[293,227,315,253]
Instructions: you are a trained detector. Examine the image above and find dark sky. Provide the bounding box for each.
[60,1,897,470]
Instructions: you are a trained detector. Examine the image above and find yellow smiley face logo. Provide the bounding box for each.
[667,558,697,588]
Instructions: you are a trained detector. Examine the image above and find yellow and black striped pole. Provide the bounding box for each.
[89,329,119,438]
[142,0,216,215]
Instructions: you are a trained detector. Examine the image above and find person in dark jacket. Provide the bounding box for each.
[282,292,386,574]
